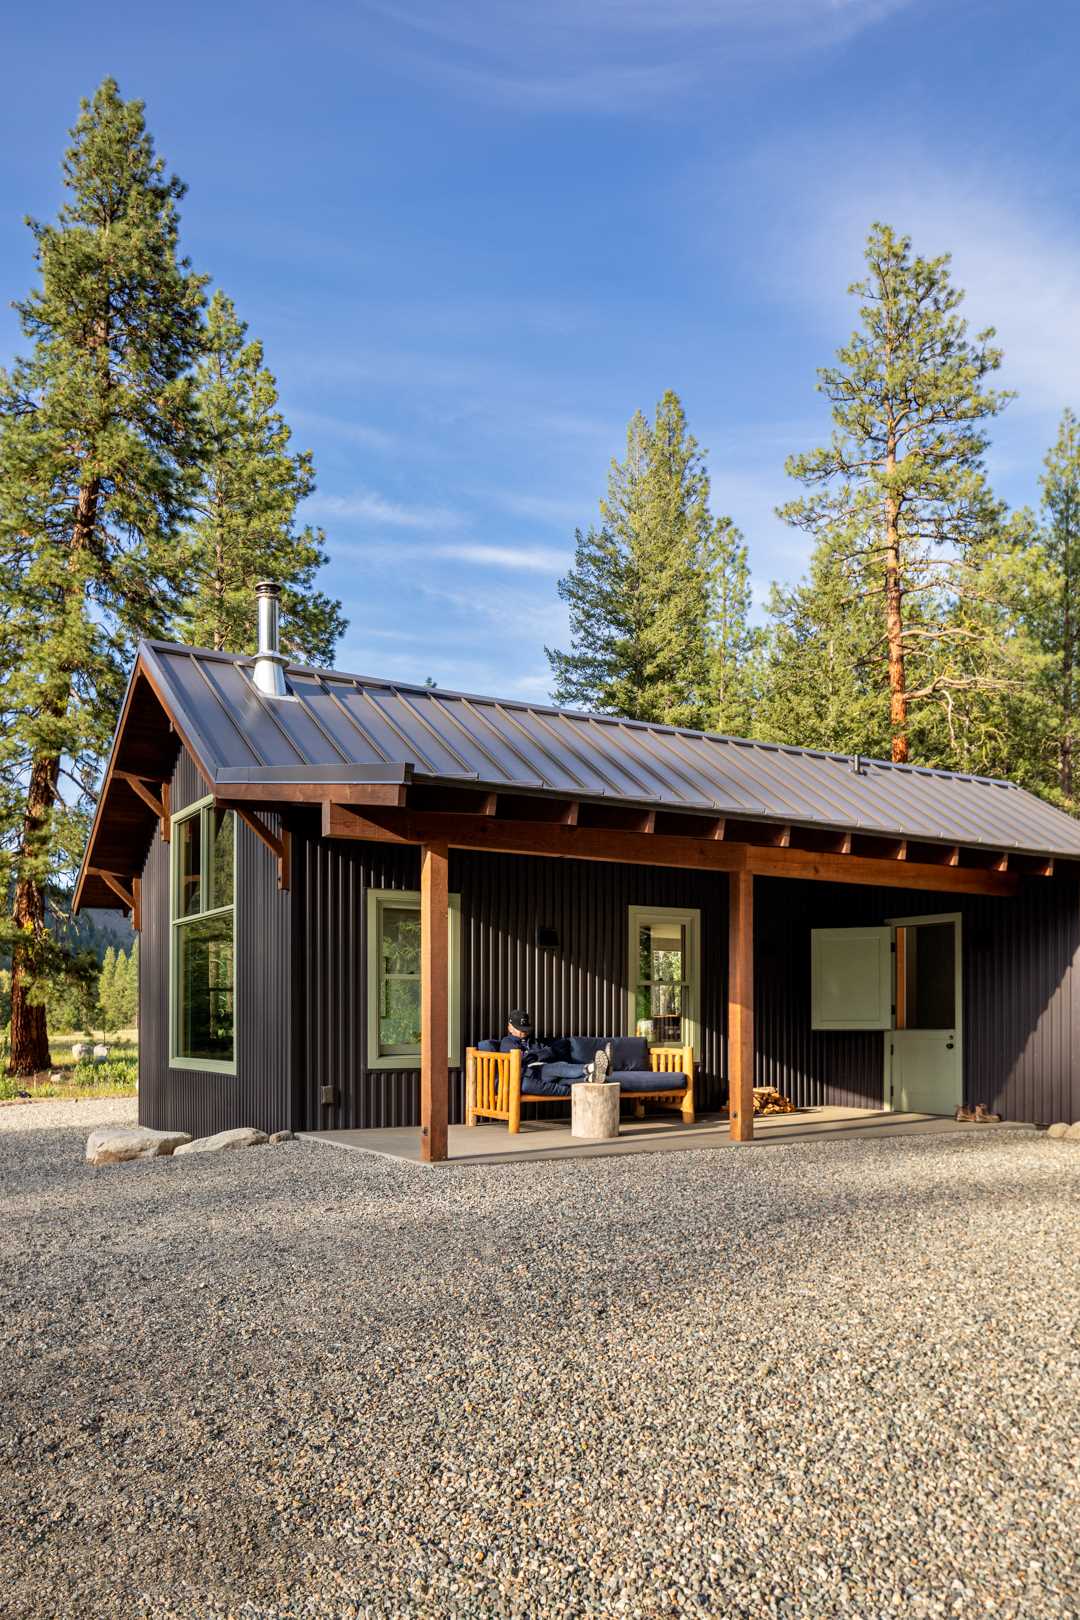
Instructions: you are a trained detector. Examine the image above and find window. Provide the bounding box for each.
[366,889,461,1068]
[628,906,700,1052]
[171,799,236,1071]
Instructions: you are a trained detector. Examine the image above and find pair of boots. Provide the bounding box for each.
[955,1102,1001,1123]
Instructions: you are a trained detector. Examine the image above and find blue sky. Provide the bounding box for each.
[1,0,1077,700]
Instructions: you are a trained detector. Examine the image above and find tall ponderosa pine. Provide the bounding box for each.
[1035,411,1080,803]
[176,291,345,662]
[0,80,205,1075]
[707,518,760,735]
[547,391,741,730]
[781,224,1013,764]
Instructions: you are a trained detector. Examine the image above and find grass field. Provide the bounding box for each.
[0,1029,138,1101]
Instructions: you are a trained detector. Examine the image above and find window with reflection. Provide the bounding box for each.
[629,907,700,1050]
[172,802,235,1069]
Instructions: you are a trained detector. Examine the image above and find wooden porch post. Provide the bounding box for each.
[728,868,754,1142]
[420,842,449,1163]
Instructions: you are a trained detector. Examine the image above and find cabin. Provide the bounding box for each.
[75,584,1080,1158]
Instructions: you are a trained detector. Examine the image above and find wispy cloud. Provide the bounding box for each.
[433,542,568,573]
[360,0,918,113]
[288,409,399,453]
[305,488,466,530]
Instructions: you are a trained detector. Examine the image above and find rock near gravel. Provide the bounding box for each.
[1064,1121,1080,1141]
[269,1129,296,1144]
[173,1126,268,1155]
[1046,1122,1070,1139]
[85,1126,190,1164]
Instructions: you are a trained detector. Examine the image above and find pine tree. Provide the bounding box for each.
[781,224,1013,764]
[547,392,739,730]
[97,947,118,1034]
[1035,411,1080,803]
[176,291,346,663]
[0,80,205,1075]
[707,518,761,735]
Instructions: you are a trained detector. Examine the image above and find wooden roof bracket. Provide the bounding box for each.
[115,772,171,843]
[228,804,291,891]
[88,868,142,930]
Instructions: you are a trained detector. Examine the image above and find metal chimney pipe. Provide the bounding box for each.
[253,580,288,697]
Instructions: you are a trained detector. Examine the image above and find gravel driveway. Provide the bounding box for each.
[2,1108,1078,1619]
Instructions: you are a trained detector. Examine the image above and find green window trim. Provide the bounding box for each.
[366,888,462,1070]
[169,796,238,1075]
[627,904,701,1056]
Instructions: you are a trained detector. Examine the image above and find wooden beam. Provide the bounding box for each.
[131,874,142,933]
[114,771,171,844]
[711,817,726,840]
[89,868,136,913]
[561,801,580,826]
[420,842,449,1164]
[321,803,1020,896]
[728,869,754,1143]
[227,805,290,891]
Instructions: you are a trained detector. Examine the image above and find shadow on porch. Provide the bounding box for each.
[301,1106,1033,1166]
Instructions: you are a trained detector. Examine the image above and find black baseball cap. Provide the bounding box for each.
[508,1009,533,1031]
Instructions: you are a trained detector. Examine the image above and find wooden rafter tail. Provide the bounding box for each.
[560,800,580,826]
[711,817,726,840]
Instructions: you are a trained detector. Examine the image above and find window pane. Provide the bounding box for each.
[176,913,234,1063]
[382,906,420,974]
[636,981,684,1045]
[176,814,202,918]
[381,978,421,1050]
[207,808,234,911]
[638,921,684,985]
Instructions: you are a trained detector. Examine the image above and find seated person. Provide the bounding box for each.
[498,1010,553,1068]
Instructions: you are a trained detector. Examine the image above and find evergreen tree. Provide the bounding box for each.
[780,224,1013,764]
[176,291,346,663]
[547,392,741,730]
[1033,411,1080,804]
[707,518,761,735]
[97,947,118,1034]
[0,80,205,1075]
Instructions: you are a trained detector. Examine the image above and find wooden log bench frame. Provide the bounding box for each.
[464,1044,696,1134]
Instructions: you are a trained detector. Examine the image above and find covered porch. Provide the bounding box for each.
[323,798,1042,1161]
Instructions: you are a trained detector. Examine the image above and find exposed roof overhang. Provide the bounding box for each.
[74,639,1080,912]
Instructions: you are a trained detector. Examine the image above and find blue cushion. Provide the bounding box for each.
[477,1039,498,1052]
[608,1036,649,1072]
[570,1035,611,1063]
[549,1036,572,1062]
[609,1070,686,1093]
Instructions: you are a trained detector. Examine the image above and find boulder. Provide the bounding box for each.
[174,1127,269,1155]
[1064,1122,1080,1143]
[71,1043,88,1062]
[1046,1122,1070,1139]
[92,1044,110,1062]
[86,1126,191,1164]
[269,1130,296,1144]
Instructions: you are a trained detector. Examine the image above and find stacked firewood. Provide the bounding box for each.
[753,1086,795,1116]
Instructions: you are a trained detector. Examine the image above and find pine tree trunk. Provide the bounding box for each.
[8,477,99,1075]
[884,490,908,764]
[7,754,60,1077]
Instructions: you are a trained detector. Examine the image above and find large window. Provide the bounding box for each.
[366,889,461,1068]
[171,800,236,1071]
[628,906,700,1051]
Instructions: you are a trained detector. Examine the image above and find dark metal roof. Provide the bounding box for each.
[133,639,1080,859]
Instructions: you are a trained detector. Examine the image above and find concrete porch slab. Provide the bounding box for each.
[301,1106,1033,1166]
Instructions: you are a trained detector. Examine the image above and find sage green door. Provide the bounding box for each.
[888,918,962,1116]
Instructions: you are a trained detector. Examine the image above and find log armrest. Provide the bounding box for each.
[465,1046,522,1132]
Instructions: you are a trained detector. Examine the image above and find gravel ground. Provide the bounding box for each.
[0,1096,137,1133]
[1,1116,1078,1620]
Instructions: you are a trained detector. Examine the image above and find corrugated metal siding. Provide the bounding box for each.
[138,747,293,1137]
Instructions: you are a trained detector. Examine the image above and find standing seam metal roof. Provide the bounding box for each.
[138,640,1080,858]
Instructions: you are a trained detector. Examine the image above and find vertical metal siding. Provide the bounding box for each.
[138,747,293,1137]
